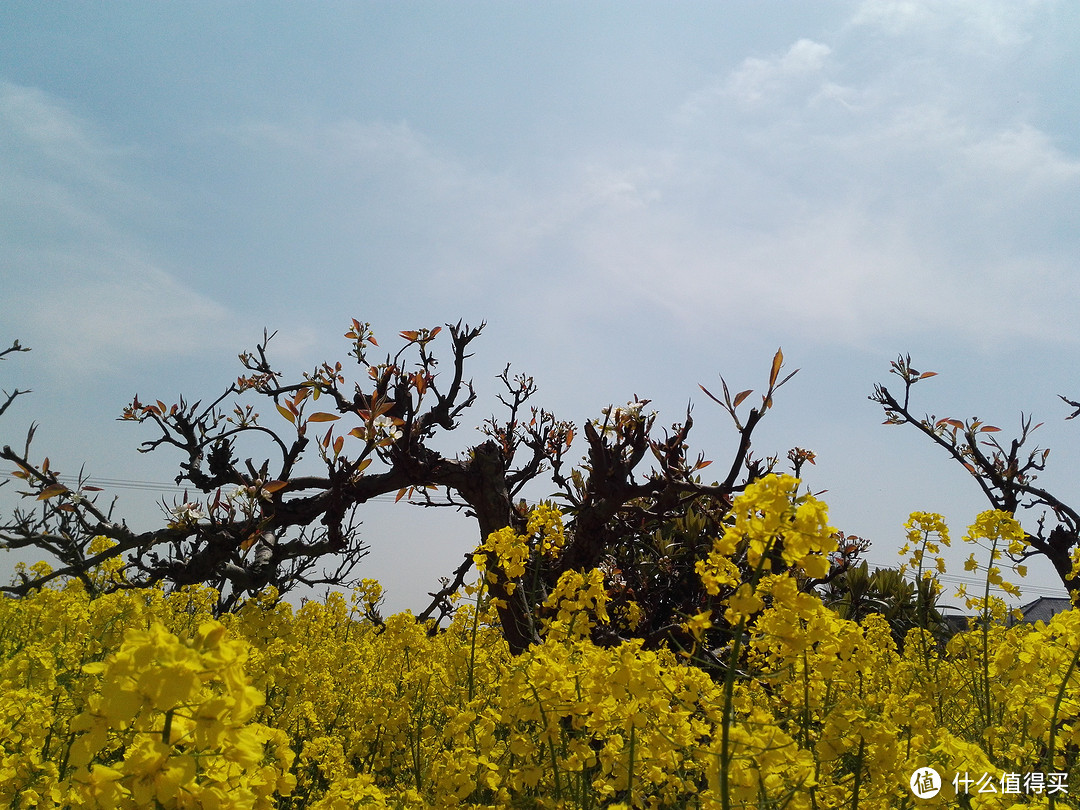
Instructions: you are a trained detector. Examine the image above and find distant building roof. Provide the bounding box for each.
[1016,596,1073,625]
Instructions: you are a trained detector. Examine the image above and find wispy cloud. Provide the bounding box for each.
[724,39,834,106]
[0,81,245,372]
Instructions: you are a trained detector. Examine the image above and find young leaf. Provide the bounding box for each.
[333,435,344,456]
[37,483,69,500]
[777,369,799,388]
[732,389,753,409]
[698,384,725,406]
[262,480,289,494]
[276,403,296,424]
[769,348,784,388]
[308,412,341,422]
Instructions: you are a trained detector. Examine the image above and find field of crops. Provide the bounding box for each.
[1,477,1077,808]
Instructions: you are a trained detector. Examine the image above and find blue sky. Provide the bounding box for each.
[3,1,1079,611]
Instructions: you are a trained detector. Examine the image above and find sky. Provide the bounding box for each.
[2,1,1080,614]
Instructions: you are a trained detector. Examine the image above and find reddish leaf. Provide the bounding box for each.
[37,483,68,500]
[156,400,168,414]
[10,470,29,480]
[919,371,938,379]
[698,384,725,406]
[262,480,289,494]
[979,425,1002,433]
[565,428,574,447]
[400,330,419,341]
[308,412,340,422]
[777,369,800,388]
[348,427,368,440]
[695,459,713,470]
[81,485,104,492]
[395,487,411,503]
[732,389,753,408]
[371,400,394,418]
[354,458,372,474]
[428,326,442,339]
[333,436,344,456]
[769,348,784,388]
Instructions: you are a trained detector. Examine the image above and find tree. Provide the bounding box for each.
[871,355,1080,598]
[2,324,858,656]
[0,340,31,421]
[820,560,948,647]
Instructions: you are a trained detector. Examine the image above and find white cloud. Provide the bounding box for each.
[851,0,1050,47]
[556,12,1080,350]
[964,124,1080,188]
[724,39,833,105]
[37,260,233,365]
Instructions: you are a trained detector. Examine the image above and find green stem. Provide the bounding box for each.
[1046,634,1080,810]
[850,736,865,809]
[719,617,746,810]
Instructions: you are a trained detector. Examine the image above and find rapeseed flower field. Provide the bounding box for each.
[1,476,1077,808]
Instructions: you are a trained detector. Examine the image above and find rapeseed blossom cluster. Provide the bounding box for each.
[1,475,1078,808]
